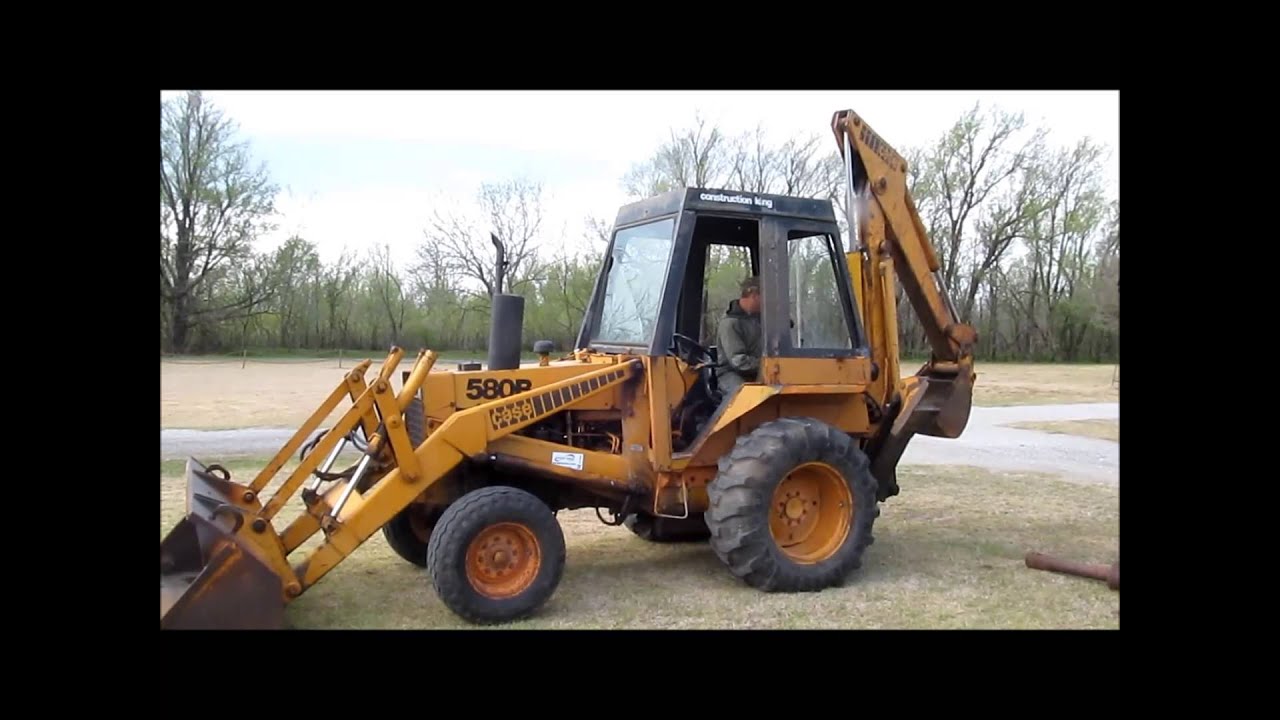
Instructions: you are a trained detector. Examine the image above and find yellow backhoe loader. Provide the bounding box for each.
[159,108,977,628]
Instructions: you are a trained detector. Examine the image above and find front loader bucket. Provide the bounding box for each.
[160,459,285,630]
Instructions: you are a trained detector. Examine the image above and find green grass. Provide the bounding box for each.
[1007,419,1119,443]
[969,362,1118,406]
[160,458,1119,629]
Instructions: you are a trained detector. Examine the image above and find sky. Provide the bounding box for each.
[159,90,1119,268]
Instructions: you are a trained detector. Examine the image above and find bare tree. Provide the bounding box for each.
[482,178,545,294]
[960,142,1049,320]
[160,91,278,352]
[368,243,408,345]
[777,135,836,199]
[629,118,839,210]
[217,253,278,349]
[322,250,363,348]
[269,236,321,348]
[418,209,481,294]
[911,104,1046,309]
[584,215,613,247]
[729,125,779,193]
[417,177,547,300]
[1093,199,1120,335]
[410,238,452,302]
[157,103,1118,365]
[623,113,730,196]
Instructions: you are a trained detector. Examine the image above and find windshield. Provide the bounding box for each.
[592,217,677,346]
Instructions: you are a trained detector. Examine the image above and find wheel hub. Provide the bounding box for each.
[477,531,520,574]
[466,523,541,599]
[768,462,853,564]
[776,487,819,536]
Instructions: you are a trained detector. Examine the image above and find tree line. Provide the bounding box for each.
[161,92,1118,362]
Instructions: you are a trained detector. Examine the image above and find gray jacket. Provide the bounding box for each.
[715,299,762,390]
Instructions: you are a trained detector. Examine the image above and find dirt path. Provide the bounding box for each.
[160,402,1118,485]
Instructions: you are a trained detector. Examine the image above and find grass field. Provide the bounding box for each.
[160,358,1120,430]
[969,362,1118,407]
[1008,419,1119,443]
[160,457,1120,629]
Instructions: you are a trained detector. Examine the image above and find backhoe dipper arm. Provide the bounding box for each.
[830,109,977,363]
[829,109,978,500]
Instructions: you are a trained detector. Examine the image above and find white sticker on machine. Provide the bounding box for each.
[552,452,584,471]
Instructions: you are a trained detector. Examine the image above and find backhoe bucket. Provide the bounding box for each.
[867,364,975,501]
[910,366,975,440]
[160,459,285,630]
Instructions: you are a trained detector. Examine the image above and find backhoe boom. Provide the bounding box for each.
[831,109,977,363]
[830,109,979,499]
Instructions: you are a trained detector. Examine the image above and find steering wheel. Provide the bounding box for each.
[670,333,715,368]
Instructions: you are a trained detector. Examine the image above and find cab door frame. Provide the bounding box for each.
[758,215,872,385]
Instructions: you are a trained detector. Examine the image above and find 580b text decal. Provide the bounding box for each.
[466,377,534,400]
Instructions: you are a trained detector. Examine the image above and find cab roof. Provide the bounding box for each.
[613,187,838,228]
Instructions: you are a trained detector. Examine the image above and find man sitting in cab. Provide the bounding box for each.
[714,276,762,398]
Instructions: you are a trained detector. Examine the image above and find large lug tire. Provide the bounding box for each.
[705,417,879,592]
[426,486,567,625]
[382,503,444,567]
[624,511,712,543]
[381,396,435,566]
[403,394,427,450]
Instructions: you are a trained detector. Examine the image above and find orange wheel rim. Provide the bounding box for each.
[466,522,542,599]
[768,461,852,564]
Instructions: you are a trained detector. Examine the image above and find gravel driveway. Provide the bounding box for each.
[161,402,1118,486]
[901,402,1118,487]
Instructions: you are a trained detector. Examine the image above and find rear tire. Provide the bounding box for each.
[382,503,444,567]
[403,395,427,449]
[427,486,566,625]
[381,396,435,566]
[624,511,712,543]
[705,417,879,592]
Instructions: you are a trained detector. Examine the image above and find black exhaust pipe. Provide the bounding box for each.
[491,232,506,296]
[487,233,524,371]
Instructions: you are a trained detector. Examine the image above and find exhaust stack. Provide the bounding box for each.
[487,232,524,371]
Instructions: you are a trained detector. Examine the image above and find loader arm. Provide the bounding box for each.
[160,348,641,629]
[830,109,979,498]
[288,358,641,592]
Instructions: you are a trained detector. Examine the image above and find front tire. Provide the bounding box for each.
[705,417,879,592]
[381,396,436,566]
[427,486,566,625]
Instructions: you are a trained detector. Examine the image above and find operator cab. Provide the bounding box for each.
[575,188,870,443]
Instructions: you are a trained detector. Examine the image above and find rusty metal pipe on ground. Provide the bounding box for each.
[1025,552,1119,591]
